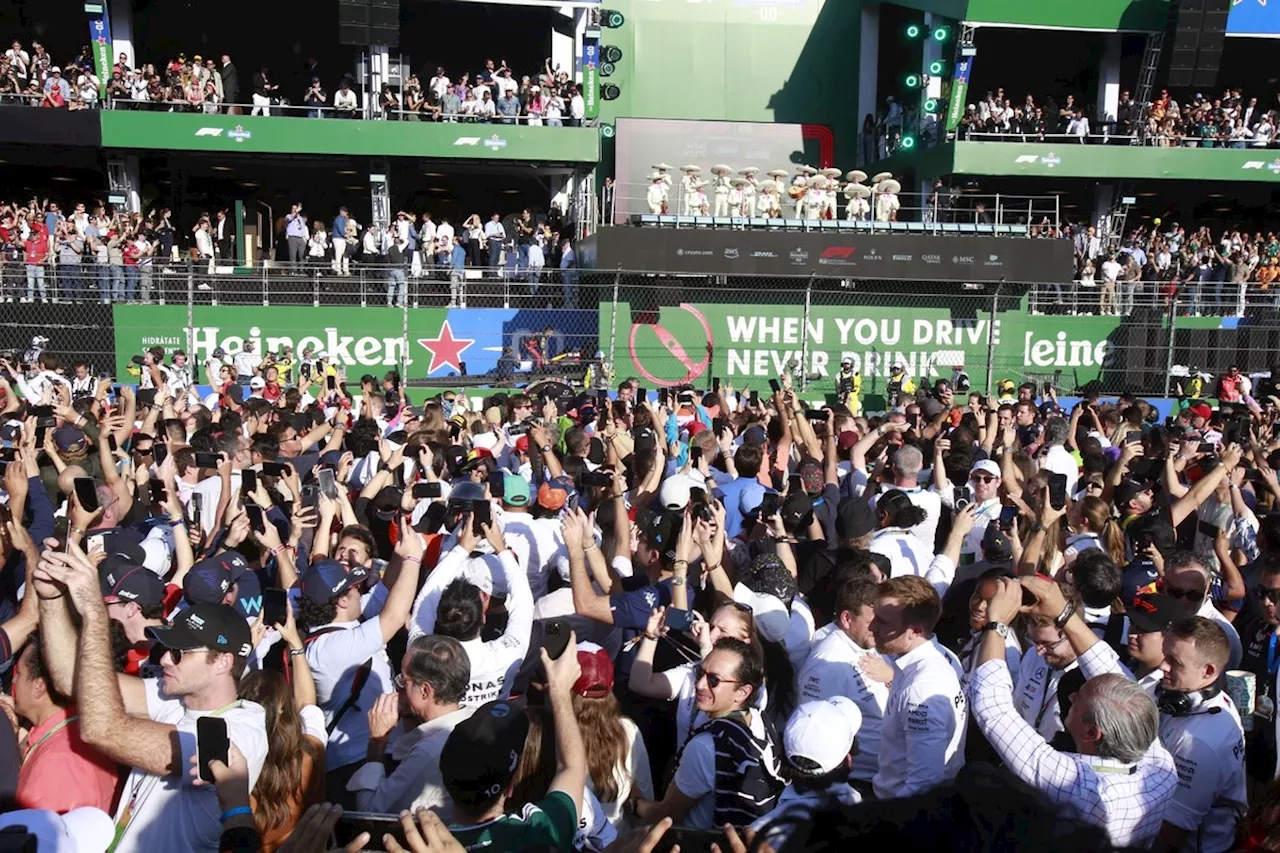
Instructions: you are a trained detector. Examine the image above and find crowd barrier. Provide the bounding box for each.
[4,266,1278,404]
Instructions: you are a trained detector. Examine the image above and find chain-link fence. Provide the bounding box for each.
[9,260,1280,401]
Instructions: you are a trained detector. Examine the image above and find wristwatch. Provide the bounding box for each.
[982,620,1011,639]
[540,444,552,454]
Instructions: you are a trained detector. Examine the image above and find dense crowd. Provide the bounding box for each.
[3,335,1280,852]
[0,197,579,305]
[953,86,1280,148]
[1066,221,1280,316]
[0,38,588,124]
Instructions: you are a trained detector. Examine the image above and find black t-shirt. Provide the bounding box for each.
[1238,613,1279,779]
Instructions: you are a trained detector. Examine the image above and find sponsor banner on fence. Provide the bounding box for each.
[597,300,1149,394]
[584,227,1073,283]
[99,111,600,163]
[953,141,1280,183]
[111,305,598,382]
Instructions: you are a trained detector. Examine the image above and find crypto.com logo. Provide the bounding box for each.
[627,304,712,386]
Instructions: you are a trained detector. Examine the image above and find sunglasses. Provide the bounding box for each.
[694,665,742,691]
[159,646,210,665]
[1164,586,1205,603]
[970,475,998,484]
[1259,588,1280,603]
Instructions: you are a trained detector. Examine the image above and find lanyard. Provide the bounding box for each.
[1032,669,1058,730]
[111,700,244,852]
[21,715,77,766]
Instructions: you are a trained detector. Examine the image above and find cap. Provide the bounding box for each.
[1113,479,1148,511]
[1127,593,1184,634]
[536,480,569,512]
[838,430,860,450]
[981,524,1013,561]
[460,447,495,472]
[571,645,614,698]
[970,459,1001,479]
[249,376,266,389]
[658,476,692,511]
[300,558,370,604]
[835,498,876,540]
[146,603,252,658]
[784,697,863,776]
[503,474,531,507]
[0,806,116,853]
[636,508,678,560]
[798,458,824,496]
[440,699,530,806]
[182,551,250,605]
[781,490,813,531]
[212,346,227,358]
[98,542,149,580]
[53,425,88,452]
[514,435,530,455]
[733,580,791,642]
[741,425,768,445]
[1189,403,1212,421]
[742,553,797,606]
[102,565,166,608]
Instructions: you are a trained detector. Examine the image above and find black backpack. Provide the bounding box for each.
[678,712,786,827]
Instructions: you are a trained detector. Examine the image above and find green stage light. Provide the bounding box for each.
[901,135,917,149]
[924,97,939,112]
[933,26,951,42]
[905,23,922,38]
[929,59,946,75]
[905,73,921,88]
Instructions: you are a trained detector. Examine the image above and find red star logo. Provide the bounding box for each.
[416,320,474,374]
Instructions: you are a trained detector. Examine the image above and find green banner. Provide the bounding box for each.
[112,305,447,382]
[963,0,1168,31]
[596,301,1176,396]
[953,141,1280,183]
[945,57,972,133]
[99,111,601,163]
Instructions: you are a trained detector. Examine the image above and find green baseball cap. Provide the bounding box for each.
[503,474,531,507]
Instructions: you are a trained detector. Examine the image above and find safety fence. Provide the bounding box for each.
[5,265,1280,405]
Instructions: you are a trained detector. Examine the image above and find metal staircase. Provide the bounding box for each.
[1131,32,1164,145]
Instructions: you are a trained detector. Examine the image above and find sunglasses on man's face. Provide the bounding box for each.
[1164,586,1205,603]
[1259,587,1280,603]
[971,474,998,484]
[693,665,742,691]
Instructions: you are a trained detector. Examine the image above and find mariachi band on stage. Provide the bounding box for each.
[646,161,901,222]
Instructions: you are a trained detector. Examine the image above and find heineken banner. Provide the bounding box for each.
[99,112,601,163]
[595,301,1227,396]
[86,3,112,98]
[582,39,600,121]
[953,141,1280,183]
[945,57,971,133]
[111,305,599,383]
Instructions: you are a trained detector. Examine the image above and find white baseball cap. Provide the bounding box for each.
[969,459,1001,479]
[248,376,266,389]
[658,476,692,511]
[784,697,863,776]
[0,807,115,853]
[732,582,790,643]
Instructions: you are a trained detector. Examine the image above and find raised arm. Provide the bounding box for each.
[377,520,423,644]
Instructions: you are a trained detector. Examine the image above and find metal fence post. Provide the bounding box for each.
[608,270,621,382]
[401,298,410,383]
[986,281,1004,396]
[1163,295,1178,397]
[800,274,814,392]
[186,262,195,360]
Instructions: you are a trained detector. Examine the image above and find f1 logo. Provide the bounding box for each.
[1014,155,1038,163]
[820,246,856,259]
[195,128,224,137]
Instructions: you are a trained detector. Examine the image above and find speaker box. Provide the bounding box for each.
[370,0,399,46]
[339,0,370,45]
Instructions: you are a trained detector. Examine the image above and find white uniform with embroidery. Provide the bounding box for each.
[713,176,731,216]
[873,638,967,798]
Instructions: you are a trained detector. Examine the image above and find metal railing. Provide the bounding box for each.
[960,129,1279,149]
[607,183,1062,233]
[11,265,1280,399]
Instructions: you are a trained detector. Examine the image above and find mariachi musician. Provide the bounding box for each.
[646,172,669,214]
[680,164,702,216]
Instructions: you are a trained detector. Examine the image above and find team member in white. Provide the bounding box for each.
[795,577,887,788]
[869,576,967,798]
[34,546,268,853]
[232,339,262,383]
[970,576,1177,849]
[1163,554,1243,670]
[870,445,941,547]
[1011,603,1082,742]
[1147,617,1247,853]
[298,531,423,802]
[933,457,1003,564]
[408,513,531,706]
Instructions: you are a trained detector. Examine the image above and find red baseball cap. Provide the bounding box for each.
[572,646,614,698]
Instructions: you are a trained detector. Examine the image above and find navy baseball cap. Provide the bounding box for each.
[183,551,250,605]
[147,603,252,658]
[300,558,370,604]
[102,565,167,608]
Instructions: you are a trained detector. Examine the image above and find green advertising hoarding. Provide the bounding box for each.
[596,301,1177,396]
[953,141,1280,183]
[112,305,447,382]
[99,111,600,163]
[963,0,1168,31]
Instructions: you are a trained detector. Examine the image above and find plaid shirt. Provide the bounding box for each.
[971,643,1177,849]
